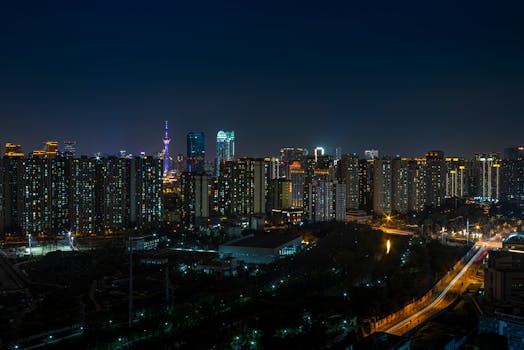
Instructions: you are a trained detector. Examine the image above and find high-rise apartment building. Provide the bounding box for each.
[44,141,58,159]
[180,172,209,228]
[269,178,292,211]
[407,158,427,212]
[63,141,77,158]
[373,158,392,215]
[472,153,501,202]
[289,161,305,208]
[358,159,374,212]
[0,154,163,237]
[5,143,23,157]
[337,154,360,210]
[444,157,466,198]
[425,151,446,208]
[391,158,409,213]
[218,158,268,216]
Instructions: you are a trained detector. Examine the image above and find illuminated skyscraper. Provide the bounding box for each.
[289,161,305,208]
[162,121,171,176]
[313,147,325,162]
[5,143,23,157]
[472,153,501,202]
[187,131,206,173]
[44,141,58,159]
[63,141,77,158]
[216,130,235,176]
[444,157,466,198]
[364,149,379,160]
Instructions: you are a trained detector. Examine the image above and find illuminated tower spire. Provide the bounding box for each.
[162,120,171,176]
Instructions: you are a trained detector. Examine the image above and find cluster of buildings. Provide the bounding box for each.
[481,233,524,349]
[0,142,163,237]
[2,122,523,235]
[169,131,524,228]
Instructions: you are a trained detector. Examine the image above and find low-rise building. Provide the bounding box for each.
[219,233,302,264]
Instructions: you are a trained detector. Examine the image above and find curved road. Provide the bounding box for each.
[385,244,486,335]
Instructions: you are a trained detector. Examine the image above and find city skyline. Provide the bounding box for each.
[1,128,521,161]
[1,1,523,157]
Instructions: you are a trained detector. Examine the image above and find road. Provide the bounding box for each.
[384,244,486,335]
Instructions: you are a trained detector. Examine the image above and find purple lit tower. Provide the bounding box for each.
[162,120,171,176]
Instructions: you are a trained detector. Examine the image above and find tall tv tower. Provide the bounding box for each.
[162,120,171,176]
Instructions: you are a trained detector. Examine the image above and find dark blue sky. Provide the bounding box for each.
[1,0,523,158]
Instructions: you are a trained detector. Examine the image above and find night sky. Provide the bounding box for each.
[1,1,523,158]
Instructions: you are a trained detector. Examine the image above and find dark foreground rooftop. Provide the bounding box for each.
[224,233,301,249]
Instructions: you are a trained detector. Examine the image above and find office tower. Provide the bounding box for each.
[373,158,392,215]
[425,150,446,208]
[44,141,58,159]
[63,141,77,158]
[162,121,171,176]
[364,149,379,160]
[180,172,209,228]
[216,130,235,176]
[391,158,409,213]
[336,154,360,210]
[408,158,427,212]
[187,131,205,173]
[444,157,466,198]
[218,158,268,216]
